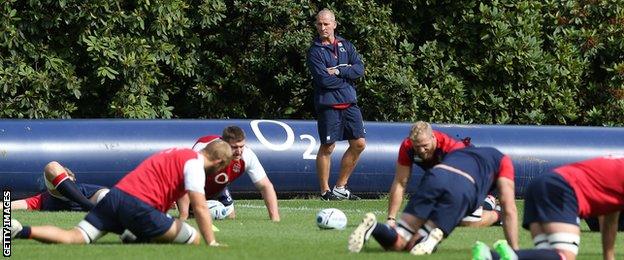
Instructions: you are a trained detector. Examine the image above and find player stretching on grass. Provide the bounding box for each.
[387,121,501,228]
[11,161,109,211]
[472,155,624,260]
[180,125,280,222]
[349,147,518,255]
[10,140,232,246]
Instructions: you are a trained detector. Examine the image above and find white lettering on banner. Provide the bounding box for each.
[250,120,317,160]
[299,135,317,160]
[250,120,294,151]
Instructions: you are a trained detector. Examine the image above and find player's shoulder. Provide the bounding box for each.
[241,146,260,163]
[195,135,220,143]
[399,138,412,149]
[432,130,453,140]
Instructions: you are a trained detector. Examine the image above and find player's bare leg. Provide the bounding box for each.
[461,210,500,227]
[335,138,366,187]
[317,143,339,200]
[30,226,86,244]
[11,219,87,244]
[152,219,200,244]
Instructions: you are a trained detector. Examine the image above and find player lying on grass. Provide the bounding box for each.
[179,125,280,222]
[472,155,624,260]
[388,121,502,228]
[349,147,518,255]
[10,140,232,246]
[11,161,109,211]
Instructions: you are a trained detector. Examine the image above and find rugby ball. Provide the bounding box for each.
[316,208,347,230]
[206,200,233,220]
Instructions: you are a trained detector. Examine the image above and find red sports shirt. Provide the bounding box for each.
[555,156,624,218]
[116,148,206,212]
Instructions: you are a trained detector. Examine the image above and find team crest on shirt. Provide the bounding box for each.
[232,162,241,173]
[338,42,346,52]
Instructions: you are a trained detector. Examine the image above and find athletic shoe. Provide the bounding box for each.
[471,241,493,260]
[331,187,361,200]
[320,190,341,201]
[410,228,443,255]
[493,240,518,260]
[347,213,377,253]
[483,195,497,211]
[10,219,23,239]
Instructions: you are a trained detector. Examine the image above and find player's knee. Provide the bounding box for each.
[43,161,64,178]
[94,189,110,203]
[76,220,106,244]
[548,232,580,255]
[351,139,366,152]
[461,207,483,227]
[319,143,335,155]
[173,222,198,244]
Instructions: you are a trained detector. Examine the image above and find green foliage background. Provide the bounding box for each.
[1,0,623,125]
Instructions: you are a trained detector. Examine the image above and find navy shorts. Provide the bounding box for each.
[84,187,174,239]
[211,187,234,207]
[522,172,580,229]
[41,183,105,211]
[403,168,477,235]
[316,104,365,144]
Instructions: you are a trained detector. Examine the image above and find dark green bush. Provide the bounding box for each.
[0,0,622,125]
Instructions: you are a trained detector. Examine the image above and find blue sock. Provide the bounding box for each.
[16,226,31,239]
[371,224,398,248]
[490,250,500,260]
[516,249,562,260]
[55,179,94,210]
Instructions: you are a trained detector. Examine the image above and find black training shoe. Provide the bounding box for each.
[321,190,342,201]
[332,187,361,200]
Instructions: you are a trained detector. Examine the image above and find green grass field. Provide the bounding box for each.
[9,199,622,259]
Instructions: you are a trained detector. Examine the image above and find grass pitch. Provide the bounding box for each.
[9,199,622,259]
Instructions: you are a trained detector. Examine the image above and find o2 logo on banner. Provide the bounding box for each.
[249,120,317,160]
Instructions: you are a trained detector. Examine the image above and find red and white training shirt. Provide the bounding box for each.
[192,135,267,197]
[116,148,206,212]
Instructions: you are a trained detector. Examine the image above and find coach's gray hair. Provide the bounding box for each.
[316,8,336,22]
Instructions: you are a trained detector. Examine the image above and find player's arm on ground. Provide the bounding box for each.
[246,147,280,222]
[188,191,218,246]
[254,177,280,222]
[497,155,519,250]
[176,193,190,221]
[599,211,620,260]
[387,163,411,225]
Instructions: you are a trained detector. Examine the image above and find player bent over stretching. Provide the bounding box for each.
[11,161,109,211]
[472,155,624,260]
[9,140,232,246]
[349,147,518,255]
[388,121,502,228]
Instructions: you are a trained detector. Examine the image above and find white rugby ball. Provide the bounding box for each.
[206,200,233,220]
[316,208,347,230]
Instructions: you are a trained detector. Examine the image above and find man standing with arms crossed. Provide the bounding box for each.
[307,8,366,201]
